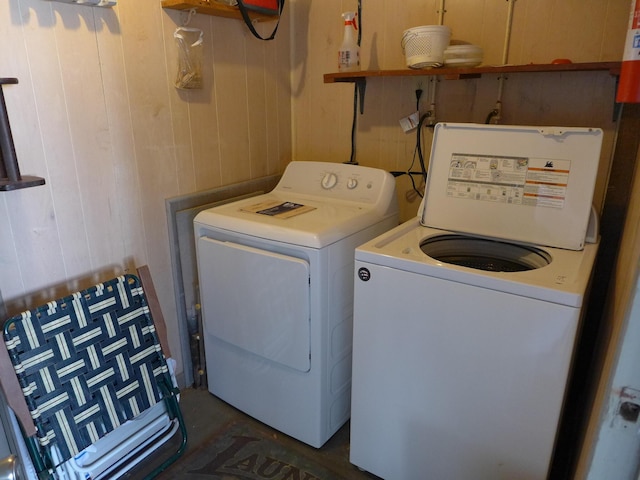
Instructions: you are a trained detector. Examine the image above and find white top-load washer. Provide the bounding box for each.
[350,123,603,479]
[194,161,398,448]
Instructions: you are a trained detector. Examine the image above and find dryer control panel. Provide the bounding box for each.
[275,161,396,206]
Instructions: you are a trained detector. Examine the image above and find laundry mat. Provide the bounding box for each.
[157,420,357,480]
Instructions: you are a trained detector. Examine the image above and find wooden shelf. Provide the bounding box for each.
[161,0,276,22]
[324,61,622,83]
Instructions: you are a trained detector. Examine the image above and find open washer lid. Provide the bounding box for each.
[420,123,603,251]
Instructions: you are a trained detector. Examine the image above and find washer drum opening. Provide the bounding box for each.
[420,234,552,272]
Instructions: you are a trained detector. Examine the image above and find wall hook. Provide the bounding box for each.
[182,8,197,26]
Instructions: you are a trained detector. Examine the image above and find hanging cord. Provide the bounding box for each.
[394,88,426,197]
[347,86,359,164]
[391,94,431,200]
[346,0,363,165]
[391,147,425,200]
[390,87,430,199]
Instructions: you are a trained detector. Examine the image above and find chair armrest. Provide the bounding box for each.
[137,265,172,358]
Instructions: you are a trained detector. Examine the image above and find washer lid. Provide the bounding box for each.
[421,123,603,250]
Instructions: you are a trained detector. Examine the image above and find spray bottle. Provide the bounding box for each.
[338,12,360,72]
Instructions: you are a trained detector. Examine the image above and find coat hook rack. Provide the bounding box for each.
[0,78,45,192]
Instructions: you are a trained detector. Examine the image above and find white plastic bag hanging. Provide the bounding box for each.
[174,27,204,89]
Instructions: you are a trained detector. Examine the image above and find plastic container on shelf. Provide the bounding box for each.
[443,44,484,67]
[401,25,451,69]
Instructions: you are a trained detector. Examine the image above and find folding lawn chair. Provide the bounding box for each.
[0,266,187,479]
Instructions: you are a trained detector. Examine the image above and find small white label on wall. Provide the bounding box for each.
[399,111,420,133]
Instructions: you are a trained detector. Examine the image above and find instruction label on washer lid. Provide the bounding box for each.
[446,153,570,209]
[241,200,316,219]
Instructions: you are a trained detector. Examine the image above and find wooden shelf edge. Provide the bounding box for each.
[161,0,275,22]
[324,61,622,83]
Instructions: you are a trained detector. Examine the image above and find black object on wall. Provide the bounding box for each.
[0,78,45,191]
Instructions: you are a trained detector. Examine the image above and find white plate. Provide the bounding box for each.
[443,58,483,67]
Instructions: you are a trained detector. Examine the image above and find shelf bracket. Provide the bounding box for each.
[0,78,45,192]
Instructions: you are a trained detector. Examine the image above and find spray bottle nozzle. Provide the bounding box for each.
[342,11,358,29]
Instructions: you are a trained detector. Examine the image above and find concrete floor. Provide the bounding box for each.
[155,388,380,480]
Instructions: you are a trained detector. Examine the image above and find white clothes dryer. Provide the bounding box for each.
[350,123,603,479]
[194,161,398,448]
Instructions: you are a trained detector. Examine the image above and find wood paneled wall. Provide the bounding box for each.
[289,1,633,476]
[0,0,292,383]
[292,0,628,222]
[0,0,632,398]
[574,104,640,480]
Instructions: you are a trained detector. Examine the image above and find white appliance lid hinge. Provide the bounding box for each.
[538,127,567,136]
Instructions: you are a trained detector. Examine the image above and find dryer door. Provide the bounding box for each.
[198,237,311,372]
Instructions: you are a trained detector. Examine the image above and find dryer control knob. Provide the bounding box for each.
[347,177,358,189]
[321,172,338,189]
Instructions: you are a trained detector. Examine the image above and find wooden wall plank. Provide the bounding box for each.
[0,0,293,386]
[162,9,202,194]
[94,7,148,267]
[211,18,251,185]
[0,0,630,390]
[1,1,68,308]
[56,5,124,271]
[273,5,292,175]
[601,0,630,61]
[0,199,23,301]
[291,0,626,223]
[117,0,185,372]
[263,39,280,175]
[245,38,270,180]
[297,1,345,163]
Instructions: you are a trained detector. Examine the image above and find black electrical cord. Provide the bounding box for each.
[415,87,423,111]
[392,86,431,199]
[390,171,424,177]
[407,168,423,199]
[390,119,431,199]
[347,88,358,165]
[346,0,363,165]
[391,169,424,199]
